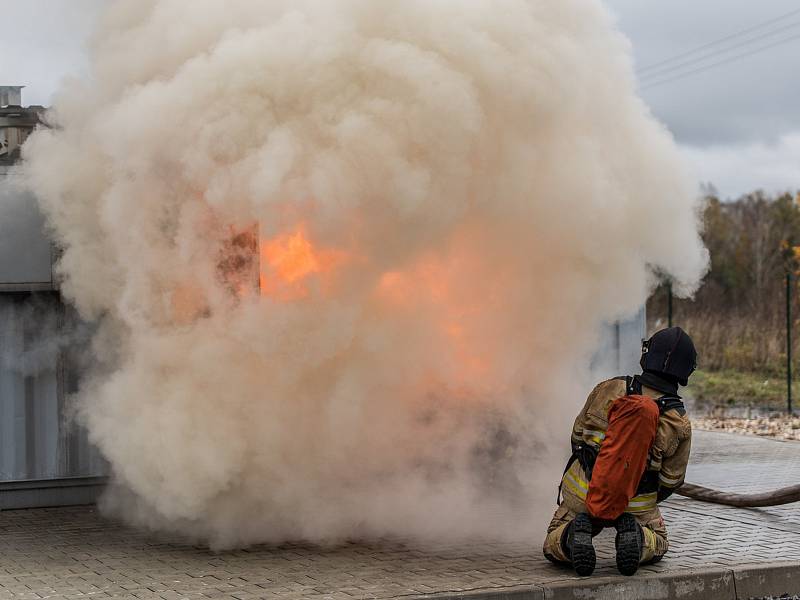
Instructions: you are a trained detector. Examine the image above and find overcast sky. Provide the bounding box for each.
[607,0,800,199]
[1,1,798,199]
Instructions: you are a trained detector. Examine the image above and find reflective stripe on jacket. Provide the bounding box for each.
[561,460,658,513]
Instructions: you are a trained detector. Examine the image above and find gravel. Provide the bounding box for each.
[693,415,800,441]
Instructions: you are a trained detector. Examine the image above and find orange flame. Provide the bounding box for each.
[377,257,491,378]
[167,224,344,323]
[180,222,489,380]
[259,225,344,300]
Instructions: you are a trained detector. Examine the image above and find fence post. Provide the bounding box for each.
[787,272,793,415]
[667,282,673,328]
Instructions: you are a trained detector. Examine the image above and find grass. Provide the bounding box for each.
[686,368,797,413]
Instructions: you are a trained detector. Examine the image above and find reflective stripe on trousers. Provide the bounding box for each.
[561,461,657,514]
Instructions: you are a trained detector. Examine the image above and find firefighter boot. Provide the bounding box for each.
[614,513,644,576]
[563,513,596,576]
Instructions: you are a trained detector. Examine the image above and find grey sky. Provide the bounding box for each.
[609,0,800,145]
[607,0,800,198]
[1,1,799,199]
[0,1,101,107]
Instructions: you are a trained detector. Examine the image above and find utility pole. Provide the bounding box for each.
[787,273,793,415]
[667,282,673,328]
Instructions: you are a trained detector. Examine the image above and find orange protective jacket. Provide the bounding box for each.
[585,394,659,521]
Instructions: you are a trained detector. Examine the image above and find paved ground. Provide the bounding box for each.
[1,430,799,599]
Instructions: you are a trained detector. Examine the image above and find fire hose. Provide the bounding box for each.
[675,482,800,507]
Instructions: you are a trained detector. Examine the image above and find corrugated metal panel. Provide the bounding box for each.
[0,293,106,482]
[0,167,54,291]
[0,290,644,485]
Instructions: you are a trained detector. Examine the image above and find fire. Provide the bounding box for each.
[177,226,489,382]
[377,256,491,379]
[259,226,344,300]
[261,229,321,285]
[168,224,341,323]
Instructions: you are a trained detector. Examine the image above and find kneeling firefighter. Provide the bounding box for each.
[542,327,697,577]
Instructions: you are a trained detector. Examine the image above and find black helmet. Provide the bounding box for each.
[640,327,697,386]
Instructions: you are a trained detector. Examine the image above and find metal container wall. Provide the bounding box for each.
[0,100,107,506]
[593,308,647,379]
[0,166,54,291]
[0,293,106,482]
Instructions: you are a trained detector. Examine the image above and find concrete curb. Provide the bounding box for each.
[408,562,800,600]
[733,562,800,600]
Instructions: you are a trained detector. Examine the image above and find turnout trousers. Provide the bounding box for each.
[542,465,669,565]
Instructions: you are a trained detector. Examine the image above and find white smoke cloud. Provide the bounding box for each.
[21,0,707,549]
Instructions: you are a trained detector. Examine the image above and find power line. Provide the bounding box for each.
[638,6,800,74]
[639,19,800,81]
[642,32,800,90]
[643,32,800,89]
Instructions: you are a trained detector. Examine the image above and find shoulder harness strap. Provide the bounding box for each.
[655,395,686,416]
[626,375,641,395]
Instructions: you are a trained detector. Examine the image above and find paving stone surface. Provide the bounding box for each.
[1,430,799,599]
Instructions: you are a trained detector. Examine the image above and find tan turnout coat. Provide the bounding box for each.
[570,377,692,494]
[543,377,692,565]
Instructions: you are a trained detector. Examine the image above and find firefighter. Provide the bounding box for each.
[542,327,696,577]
